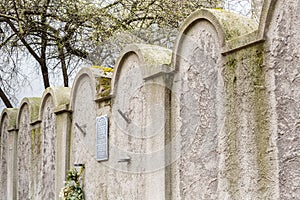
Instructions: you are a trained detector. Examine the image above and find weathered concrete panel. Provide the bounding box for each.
[172,19,222,200]
[39,95,56,199]
[110,52,147,199]
[31,122,41,200]
[171,8,260,200]
[109,44,171,200]
[38,87,71,200]
[1,112,10,199]
[223,44,278,199]
[70,67,111,200]
[263,0,300,199]
[16,106,29,200]
[0,108,18,200]
[16,98,41,200]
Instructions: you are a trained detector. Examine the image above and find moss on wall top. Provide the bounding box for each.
[209,9,258,41]
[18,97,42,125]
[1,108,19,130]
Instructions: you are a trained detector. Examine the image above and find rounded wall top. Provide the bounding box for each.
[16,97,41,127]
[257,0,277,38]
[70,67,106,110]
[39,87,71,119]
[0,108,19,131]
[111,44,172,95]
[179,9,257,45]
[41,87,71,107]
[172,8,258,69]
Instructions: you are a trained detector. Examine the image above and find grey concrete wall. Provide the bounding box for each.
[0,1,299,199]
[17,98,41,200]
[0,108,18,200]
[108,44,171,200]
[39,95,56,199]
[171,16,223,200]
[1,111,10,200]
[70,68,107,199]
[0,90,71,200]
[263,0,300,199]
[222,44,278,199]
[30,121,41,200]
[38,87,71,200]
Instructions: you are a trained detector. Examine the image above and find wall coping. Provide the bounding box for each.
[16,97,41,128]
[111,44,172,96]
[0,108,19,131]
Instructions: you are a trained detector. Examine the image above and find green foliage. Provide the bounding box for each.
[60,168,84,200]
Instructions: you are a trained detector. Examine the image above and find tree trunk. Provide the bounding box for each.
[58,45,68,87]
[40,58,50,89]
[40,0,50,89]
[0,87,13,108]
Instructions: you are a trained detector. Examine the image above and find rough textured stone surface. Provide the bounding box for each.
[16,98,41,200]
[39,96,56,199]
[31,123,41,200]
[223,44,278,199]
[172,19,223,200]
[70,68,105,200]
[109,45,171,200]
[0,113,9,200]
[1,2,300,200]
[110,52,147,199]
[264,0,300,199]
[54,108,71,200]
[0,108,18,200]
[17,104,31,200]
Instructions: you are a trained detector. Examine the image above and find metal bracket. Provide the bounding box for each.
[118,156,131,163]
[75,122,87,136]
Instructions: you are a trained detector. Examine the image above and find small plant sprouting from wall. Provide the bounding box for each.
[91,66,114,98]
[59,166,85,200]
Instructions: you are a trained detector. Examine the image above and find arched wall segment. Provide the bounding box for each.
[0,108,18,200]
[262,0,300,199]
[70,67,107,109]
[171,8,229,200]
[111,44,172,96]
[16,97,41,127]
[172,9,258,69]
[70,67,105,199]
[16,98,41,199]
[109,44,172,200]
[1,108,18,131]
[110,44,172,166]
[38,87,71,120]
[37,87,71,199]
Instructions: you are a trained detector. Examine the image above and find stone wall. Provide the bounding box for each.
[0,0,299,199]
[263,0,300,198]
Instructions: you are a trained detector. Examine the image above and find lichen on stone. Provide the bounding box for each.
[91,66,113,98]
[91,65,114,76]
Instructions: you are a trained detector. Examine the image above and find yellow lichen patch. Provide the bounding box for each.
[91,65,114,74]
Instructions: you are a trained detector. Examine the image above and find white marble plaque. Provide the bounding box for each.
[96,115,108,161]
